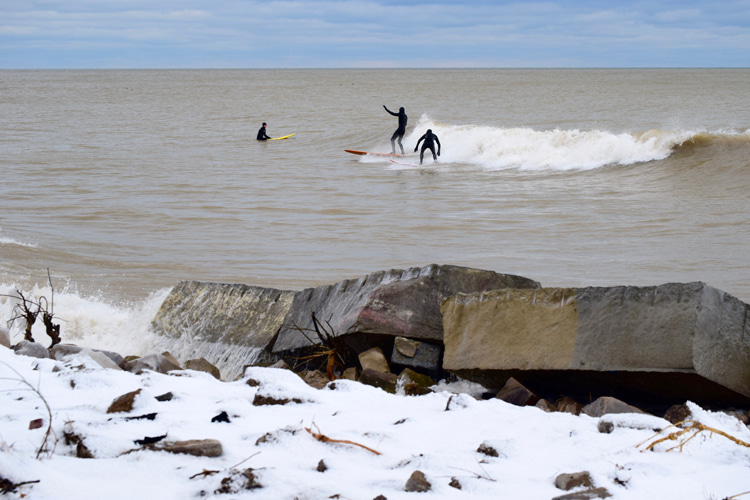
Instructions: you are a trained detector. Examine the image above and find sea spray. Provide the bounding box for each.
[392,115,697,171]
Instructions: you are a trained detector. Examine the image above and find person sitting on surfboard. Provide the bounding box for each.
[383,105,407,154]
[414,129,441,165]
[256,122,271,140]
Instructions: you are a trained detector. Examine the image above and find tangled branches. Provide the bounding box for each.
[288,312,347,380]
[2,269,61,347]
[638,419,750,453]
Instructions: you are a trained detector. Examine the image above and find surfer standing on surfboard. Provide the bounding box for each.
[414,129,441,165]
[256,122,271,140]
[383,105,407,154]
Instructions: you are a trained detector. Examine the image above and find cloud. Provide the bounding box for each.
[1,0,748,67]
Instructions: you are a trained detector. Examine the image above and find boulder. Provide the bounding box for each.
[50,344,121,370]
[272,265,539,357]
[358,347,390,373]
[123,353,181,375]
[442,283,750,412]
[495,377,539,407]
[13,340,49,359]
[582,397,647,417]
[151,281,296,378]
[184,357,221,379]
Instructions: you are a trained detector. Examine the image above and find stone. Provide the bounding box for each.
[359,347,390,373]
[495,377,539,407]
[50,344,121,370]
[597,420,614,434]
[153,439,223,457]
[123,353,181,375]
[397,369,436,394]
[390,338,442,376]
[0,325,11,348]
[107,389,143,413]
[582,397,647,418]
[13,340,49,359]
[555,472,593,491]
[341,367,359,380]
[449,477,462,489]
[404,470,431,492]
[394,336,418,358]
[663,403,692,424]
[555,396,583,415]
[535,399,556,412]
[273,265,540,354]
[302,369,330,389]
[317,459,328,472]
[358,368,398,393]
[185,357,221,379]
[551,487,612,499]
[252,393,302,406]
[151,281,296,379]
[476,442,499,457]
[442,283,750,412]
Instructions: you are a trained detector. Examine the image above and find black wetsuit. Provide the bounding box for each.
[414,129,441,165]
[257,125,270,140]
[384,105,407,154]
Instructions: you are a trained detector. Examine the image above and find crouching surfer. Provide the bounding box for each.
[414,129,440,165]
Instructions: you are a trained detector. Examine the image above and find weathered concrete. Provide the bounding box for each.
[442,283,750,410]
[272,264,539,354]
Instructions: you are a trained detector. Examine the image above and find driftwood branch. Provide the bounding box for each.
[638,420,750,453]
[305,422,381,455]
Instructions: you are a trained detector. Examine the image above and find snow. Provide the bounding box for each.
[1,345,749,500]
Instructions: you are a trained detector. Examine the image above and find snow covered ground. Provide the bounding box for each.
[1,345,749,500]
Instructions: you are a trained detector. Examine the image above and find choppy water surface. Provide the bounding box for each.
[1,69,748,357]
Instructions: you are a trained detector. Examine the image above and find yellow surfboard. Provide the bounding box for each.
[267,133,296,141]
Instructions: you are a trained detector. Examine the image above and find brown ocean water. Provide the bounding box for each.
[1,69,748,356]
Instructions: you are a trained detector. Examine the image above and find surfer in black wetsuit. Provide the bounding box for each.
[414,129,441,165]
[257,122,271,140]
[383,105,407,154]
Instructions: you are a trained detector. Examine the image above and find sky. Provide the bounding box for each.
[1,1,749,69]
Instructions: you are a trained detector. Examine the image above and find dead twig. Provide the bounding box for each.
[0,361,57,459]
[305,422,381,455]
[288,312,347,380]
[637,420,750,453]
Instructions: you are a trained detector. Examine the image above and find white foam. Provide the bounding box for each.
[406,115,695,171]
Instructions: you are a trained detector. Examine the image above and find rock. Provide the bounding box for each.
[551,487,612,499]
[476,442,499,457]
[211,411,230,423]
[0,325,10,348]
[302,369,330,389]
[597,420,614,434]
[663,403,692,424]
[555,396,583,415]
[317,459,327,472]
[359,347,390,373]
[442,283,750,412]
[273,265,540,355]
[390,338,442,376]
[582,397,647,417]
[341,367,359,380]
[107,389,143,413]
[155,392,174,402]
[535,399,556,412]
[495,377,539,407]
[252,393,302,406]
[151,281,295,379]
[404,470,431,492]
[161,351,181,368]
[358,368,398,393]
[394,336,419,358]
[449,477,462,489]
[185,357,221,379]
[122,353,181,375]
[555,471,593,491]
[50,344,121,370]
[13,340,49,359]
[398,369,435,396]
[153,439,223,457]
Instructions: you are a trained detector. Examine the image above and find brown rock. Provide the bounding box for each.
[582,397,647,417]
[495,377,539,407]
[405,470,431,492]
[185,358,221,380]
[358,368,398,393]
[252,393,302,406]
[107,389,143,413]
[302,369,330,389]
[359,347,390,373]
[556,396,583,415]
[555,471,593,491]
[394,336,418,358]
[154,439,223,457]
[663,403,692,424]
[552,487,612,499]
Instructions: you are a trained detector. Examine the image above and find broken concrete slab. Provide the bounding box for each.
[442,283,750,411]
